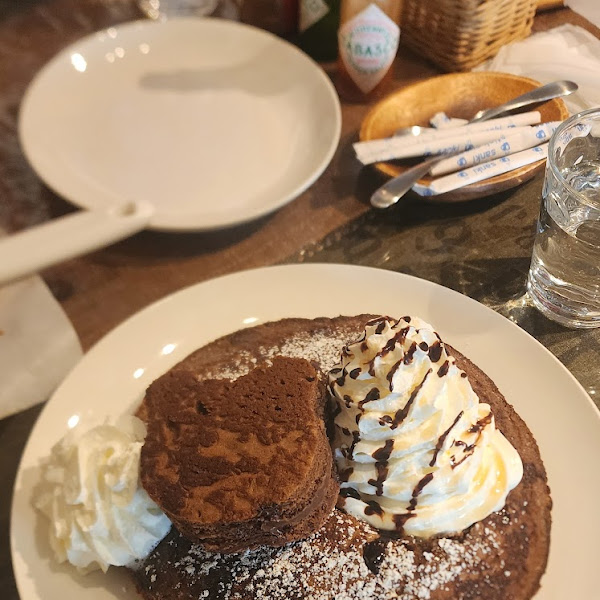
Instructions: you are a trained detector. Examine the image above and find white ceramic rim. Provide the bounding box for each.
[18,18,342,232]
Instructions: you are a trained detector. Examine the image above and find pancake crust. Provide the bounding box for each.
[131,315,551,600]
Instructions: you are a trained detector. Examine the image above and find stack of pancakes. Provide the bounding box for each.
[132,315,551,600]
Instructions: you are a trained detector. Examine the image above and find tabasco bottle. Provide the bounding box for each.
[298,0,341,62]
[337,0,402,102]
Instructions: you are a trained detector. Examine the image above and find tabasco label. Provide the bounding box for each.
[338,4,400,93]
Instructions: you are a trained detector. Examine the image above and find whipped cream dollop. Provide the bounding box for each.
[34,416,171,573]
[329,316,523,538]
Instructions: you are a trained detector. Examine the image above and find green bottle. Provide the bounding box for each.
[298,0,341,62]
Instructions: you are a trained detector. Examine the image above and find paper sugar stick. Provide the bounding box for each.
[430,122,561,176]
[413,144,549,196]
[355,125,535,166]
[400,112,542,142]
[354,112,542,165]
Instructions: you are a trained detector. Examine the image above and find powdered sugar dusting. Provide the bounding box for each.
[133,317,542,599]
[204,330,348,382]
[136,509,506,600]
[268,330,345,369]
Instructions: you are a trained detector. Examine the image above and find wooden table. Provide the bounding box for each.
[0,2,598,598]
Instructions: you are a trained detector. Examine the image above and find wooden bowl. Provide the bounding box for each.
[359,72,569,202]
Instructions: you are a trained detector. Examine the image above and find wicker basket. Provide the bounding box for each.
[401,0,537,72]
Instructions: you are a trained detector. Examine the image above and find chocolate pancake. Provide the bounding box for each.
[131,315,551,600]
[139,356,338,552]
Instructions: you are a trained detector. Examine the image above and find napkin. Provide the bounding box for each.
[0,231,82,419]
[475,24,600,115]
[566,0,600,29]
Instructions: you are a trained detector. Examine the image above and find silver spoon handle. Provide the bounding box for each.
[370,155,444,209]
[470,80,578,123]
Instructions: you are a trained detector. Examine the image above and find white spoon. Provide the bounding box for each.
[0,203,154,286]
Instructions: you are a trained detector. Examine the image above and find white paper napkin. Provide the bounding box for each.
[566,0,600,29]
[475,24,600,115]
[0,232,82,419]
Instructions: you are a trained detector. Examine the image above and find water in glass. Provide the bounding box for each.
[528,120,600,328]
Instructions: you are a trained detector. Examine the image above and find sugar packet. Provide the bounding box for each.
[354,112,542,165]
[430,122,560,176]
[413,144,549,196]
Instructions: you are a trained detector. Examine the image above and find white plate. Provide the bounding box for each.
[11,264,600,600]
[18,19,341,231]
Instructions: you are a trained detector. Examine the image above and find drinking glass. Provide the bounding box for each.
[527,108,600,328]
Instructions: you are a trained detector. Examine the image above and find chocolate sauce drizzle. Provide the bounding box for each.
[393,472,434,533]
[403,341,418,365]
[339,487,361,500]
[375,320,387,334]
[328,367,341,396]
[349,367,361,379]
[364,500,384,516]
[451,412,493,469]
[358,387,380,408]
[368,330,409,378]
[360,439,395,498]
[437,360,450,377]
[339,466,353,482]
[363,538,388,575]
[390,369,432,429]
[368,327,409,376]
[334,317,472,539]
[369,439,393,497]
[386,360,403,391]
[392,512,415,531]
[372,439,394,462]
[365,316,391,328]
[362,318,438,392]
[469,412,493,434]
[429,411,463,467]
[408,473,434,511]
[368,463,389,496]
[368,360,376,377]
[347,431,360,460]
[386,328,409,353]
[428,341,443,363]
